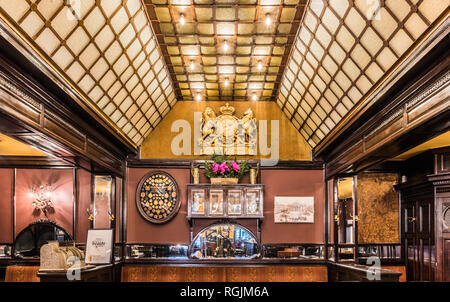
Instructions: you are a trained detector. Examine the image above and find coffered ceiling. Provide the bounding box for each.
[277,0,449,148]
[0,0,177,147]
[0,0,448,150]
[143,0,307,101]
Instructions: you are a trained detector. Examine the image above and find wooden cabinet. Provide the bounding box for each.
[397,148,450,281]
[187,184,264,219]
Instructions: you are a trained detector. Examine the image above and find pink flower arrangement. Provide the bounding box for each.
[205,154,250,179]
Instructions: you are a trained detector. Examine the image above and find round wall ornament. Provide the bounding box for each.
[135,171,181,224]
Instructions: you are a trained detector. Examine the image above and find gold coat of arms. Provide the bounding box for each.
[199,103,257,155]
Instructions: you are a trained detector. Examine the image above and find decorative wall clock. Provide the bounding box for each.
[136,171,181,224]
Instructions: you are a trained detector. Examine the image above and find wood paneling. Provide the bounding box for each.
[383,266,407,282]
[0,47,133,176]
[357,173,399,244]
[0,168,13,243]
[76,169,92,244]
[5,266,40,282]
[322,32,450,177]
[121,265,327,282]
[140,101,312,161]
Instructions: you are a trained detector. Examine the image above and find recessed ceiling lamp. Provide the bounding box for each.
[257,60,263,71]
[265,14,271,26]
[223,40,229,51]
[180,13,185,25]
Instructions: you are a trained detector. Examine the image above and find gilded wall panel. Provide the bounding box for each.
[140,101,312,161]
[357,173,399,243]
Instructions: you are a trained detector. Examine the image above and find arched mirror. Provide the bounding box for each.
[15,220,72,258]
[189,223,260,259]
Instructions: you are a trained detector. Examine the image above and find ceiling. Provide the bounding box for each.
[0,133,48,156]
[0,0,448,150]
[0,0,177,147]
[277,0,449,148]
[392,131,450,161]
[144,0,307,101]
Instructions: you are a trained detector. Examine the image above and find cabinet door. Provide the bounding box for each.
[445,240,450,282]
[417,201,434,281]
[403,203,418,281]
[245,189,261,216]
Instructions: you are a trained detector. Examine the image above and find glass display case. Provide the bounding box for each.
[263,244,325,259]
[126,244,189,259]
[0,244,11,258]
[189,223,260,259]
[187,184,264,219]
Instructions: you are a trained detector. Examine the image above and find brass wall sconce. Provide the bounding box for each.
[30,185,53,218]
[334,215,340,225]
[108,210,115,221]
[86,208,96,221]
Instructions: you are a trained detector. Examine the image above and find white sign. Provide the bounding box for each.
[274,196,314,223]
[85,229,113,264]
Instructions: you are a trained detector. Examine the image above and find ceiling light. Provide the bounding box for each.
[252,93,258,101]
[190,60,195,70]
[180,14,185,25]
[196,93,202,101]
[223,41,229,51]
[224,78,229,87]
[257,61,263,70]
[265,14,271,26]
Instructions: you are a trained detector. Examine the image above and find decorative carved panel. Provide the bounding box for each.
[357,172,399,244]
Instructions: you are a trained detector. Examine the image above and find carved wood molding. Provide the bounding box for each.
[314,16,450,156]
[325,65,450,178]
[127,158,324,170]
[0,59,127,175]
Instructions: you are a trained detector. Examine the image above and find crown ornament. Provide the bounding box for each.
[219,103,235,115]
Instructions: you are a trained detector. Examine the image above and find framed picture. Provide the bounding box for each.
[191,189,205,215]
[228,190,242,215]
[85,229,114,264]
[246,190,260,215]
[274,197,314,223]
[209,189,224,215]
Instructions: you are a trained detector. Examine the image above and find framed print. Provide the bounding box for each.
[246,190,260,215]
[85,229,114,264]
[274,197,314,223]
[209,189,224,215]
[228,190,242,215]
[191,189,205,215]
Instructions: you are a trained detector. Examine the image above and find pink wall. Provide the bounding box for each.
[0,169,13,243]
[15,169,74,237]
[126,168,191,244]
[76,169,91,243]
[126,168,325,244]
[261,170,325,244]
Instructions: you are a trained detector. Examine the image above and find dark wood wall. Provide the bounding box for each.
[396,148,450,281]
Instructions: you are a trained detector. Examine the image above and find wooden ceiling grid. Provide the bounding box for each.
[0,0,448,148]
[0,0,177,146]
[143,0,308,101]
[277,0,449,147]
